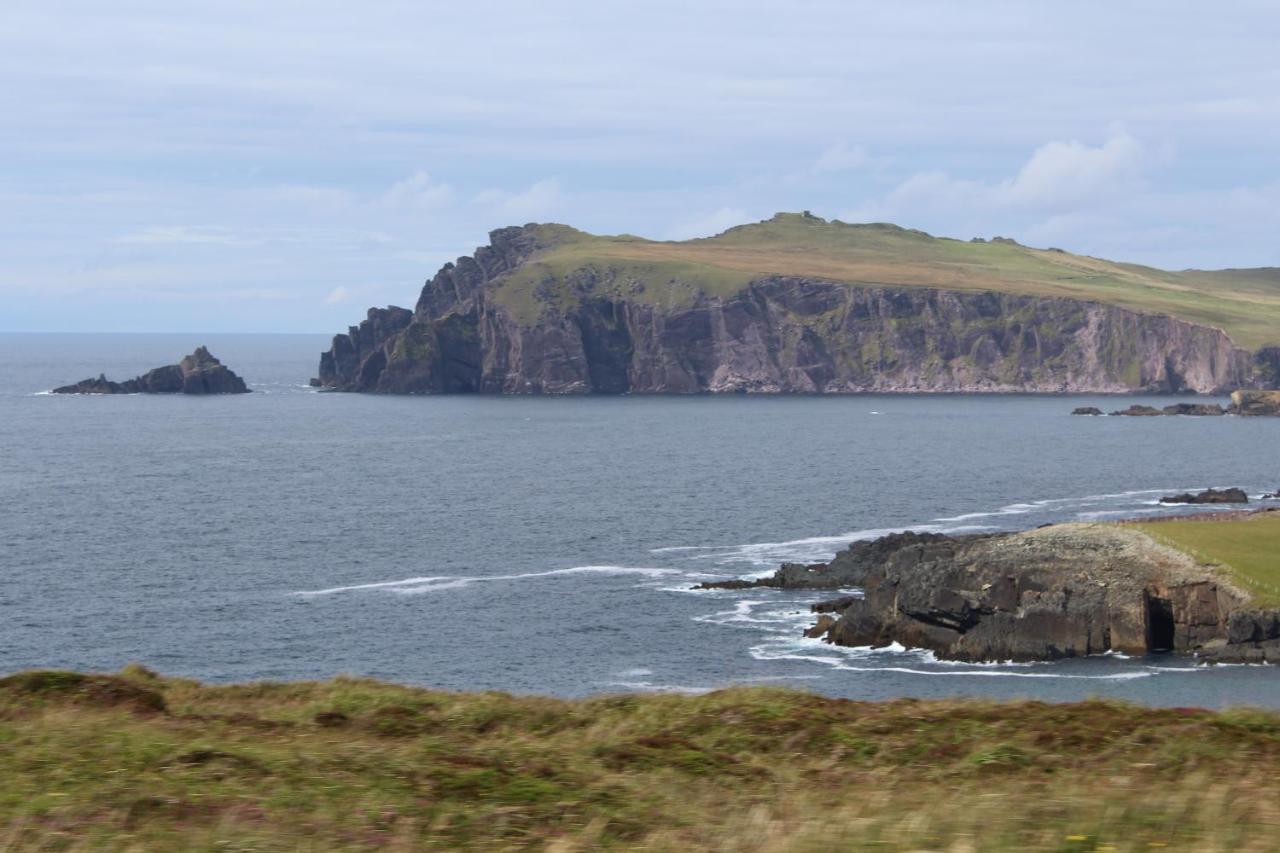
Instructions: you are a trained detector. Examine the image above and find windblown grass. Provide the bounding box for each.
[492,214,1280,348]
[1133,511,1280,605]
[3,667,1280,850]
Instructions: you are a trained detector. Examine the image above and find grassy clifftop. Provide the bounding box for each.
[491,214,1280,348]
[1133,511,1280,605]
[4,668,1280,850]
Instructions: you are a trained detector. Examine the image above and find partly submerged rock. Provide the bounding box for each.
[1109,405,1165,416]
[52,347,249,395]
[1230,390,1280,416]
[1071,406,1104,416]
[1159,488,1249,505]
[1162,402,1227,416]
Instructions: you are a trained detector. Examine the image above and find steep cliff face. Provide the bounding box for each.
[315,225,1277,394]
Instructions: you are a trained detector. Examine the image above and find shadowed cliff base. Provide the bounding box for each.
[314,214,1280,395]
[5,668,1280,850]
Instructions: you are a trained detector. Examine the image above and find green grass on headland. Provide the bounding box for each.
[1133,511,1280,605]
[492,214,1280,348]
[4,668,1280,850]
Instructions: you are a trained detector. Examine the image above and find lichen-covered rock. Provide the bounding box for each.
[52,347,249,395]
[314,225,1279,395]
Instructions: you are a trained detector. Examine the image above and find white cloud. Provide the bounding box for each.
[812,143,871,174]
[843,132,1154,223]
[475,179,563,222]
[382,171,454,209]
[1001,132,1147,208]
[664,207,750,240]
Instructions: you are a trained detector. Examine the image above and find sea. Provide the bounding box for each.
[3,332,1280,708]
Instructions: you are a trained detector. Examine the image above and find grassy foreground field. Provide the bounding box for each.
[493,214,1280,347]
[4,669,1280,850]
[1133,511,1280,605]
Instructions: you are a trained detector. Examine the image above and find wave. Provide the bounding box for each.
[293,565,681,597]
[748,645,1168,680]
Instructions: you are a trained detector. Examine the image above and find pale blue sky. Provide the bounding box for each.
[3,1,1278,332]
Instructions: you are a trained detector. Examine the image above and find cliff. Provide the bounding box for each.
[315,215,1280,394]
[53,347,250,395]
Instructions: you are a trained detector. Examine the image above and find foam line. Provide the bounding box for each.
[294,565,680,597]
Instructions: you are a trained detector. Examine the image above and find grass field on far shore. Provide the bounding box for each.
[4,668,1280,850]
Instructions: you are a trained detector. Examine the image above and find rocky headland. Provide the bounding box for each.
[52,347,249,395]
[705,518,1280,663]
[313,214,1280,395]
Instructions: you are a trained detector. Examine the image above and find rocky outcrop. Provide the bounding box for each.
[1159,488,1249,505]
[1106,403,1227,416]
[314,226,1280,395]
[1231,390,1280,416]
[788,525,1277,662]
[1071,406,1104,416]
[53,347,249,395]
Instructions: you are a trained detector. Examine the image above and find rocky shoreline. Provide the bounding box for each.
[1072,390,1280,417]
[702,513,1280,664]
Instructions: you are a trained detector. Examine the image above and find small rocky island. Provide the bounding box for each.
[701,517,1280,663]
[52,347,249,395]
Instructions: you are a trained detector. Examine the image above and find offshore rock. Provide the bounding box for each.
[1159,488,1249,505]
[801,525,1277,662]
[1071,406,1104,416]
[1110,405,1164,416]
[314,225,1279,395]
[52,347,250,395]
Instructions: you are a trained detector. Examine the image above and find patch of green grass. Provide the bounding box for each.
[4,671,1280,849]
[1134,513,1280,605]
[491,213,1280,347]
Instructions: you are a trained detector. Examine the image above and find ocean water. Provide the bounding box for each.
[3,332,1280,708]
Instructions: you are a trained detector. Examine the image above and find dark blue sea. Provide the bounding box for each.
[3,332,1280,707]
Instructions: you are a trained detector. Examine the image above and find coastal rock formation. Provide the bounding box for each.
[743,525,1280,662]
[1071,406,1104,416]
[315,222,1280,395]
[1159,488,1249,505]
[1106,403,1228,416]
[53,347,249,395]
[1231,390,1280,416]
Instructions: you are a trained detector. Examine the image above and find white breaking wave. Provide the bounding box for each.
[293,565,680,597]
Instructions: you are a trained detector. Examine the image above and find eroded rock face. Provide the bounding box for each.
[314,226,1278,395]
[787,524,1278,663]
[52,347,249,395]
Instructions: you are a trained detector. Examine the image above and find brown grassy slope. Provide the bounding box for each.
[3,668,1280,851]
[491,214,1280,348]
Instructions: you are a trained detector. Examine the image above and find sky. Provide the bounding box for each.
[3,1,1279,333]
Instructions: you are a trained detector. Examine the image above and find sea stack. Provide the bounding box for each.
[52,347,250,395]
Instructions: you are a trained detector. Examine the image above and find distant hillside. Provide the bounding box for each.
[315,213,1280,394]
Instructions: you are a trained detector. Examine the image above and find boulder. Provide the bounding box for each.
[52,347,249,395]
[1159,488,1248,505]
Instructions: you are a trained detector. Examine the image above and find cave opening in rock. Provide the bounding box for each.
[1147,596,1176,652]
